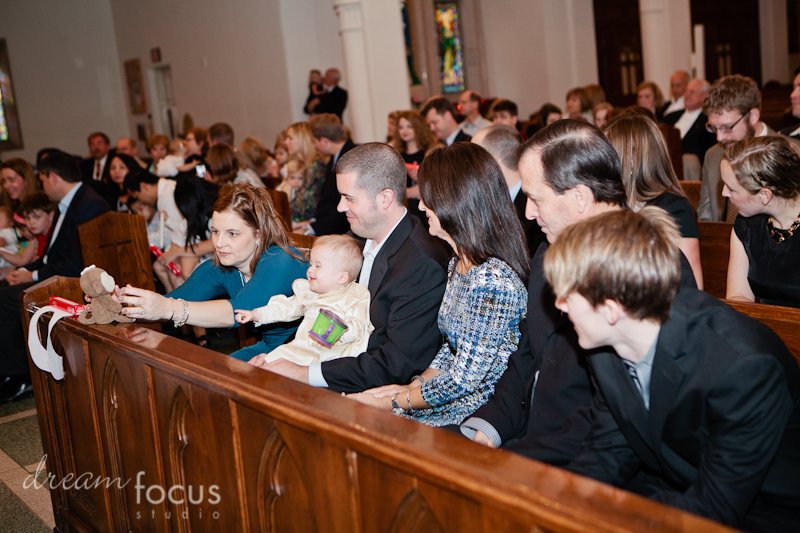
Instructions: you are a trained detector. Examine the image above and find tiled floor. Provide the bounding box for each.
[0,396,54,532]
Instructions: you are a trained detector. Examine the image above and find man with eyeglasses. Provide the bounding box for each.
[697,75,787,221]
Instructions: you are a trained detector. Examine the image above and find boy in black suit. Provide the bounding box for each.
[545,207,800,533]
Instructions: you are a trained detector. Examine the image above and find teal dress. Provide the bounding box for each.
[168,245,308,360]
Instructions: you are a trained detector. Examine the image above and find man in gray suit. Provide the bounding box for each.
[697,75,779,221]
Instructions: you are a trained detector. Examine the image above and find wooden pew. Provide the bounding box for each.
[22,277,737,533]
[698,221,733,299]
[725,299,800,365]
[79,211,156,292]
[267,188,292,232]
[680,180,701,214]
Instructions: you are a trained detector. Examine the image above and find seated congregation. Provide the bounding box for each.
[3,73,800,533]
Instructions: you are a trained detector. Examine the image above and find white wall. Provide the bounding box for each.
[109,0,295,153]
[759,0,790,83]
[480,0,598,120]
[0,0,130,163]
[639,0,693,93]
[280,0,350,127]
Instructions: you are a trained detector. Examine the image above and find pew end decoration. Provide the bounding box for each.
[78,265,134,325]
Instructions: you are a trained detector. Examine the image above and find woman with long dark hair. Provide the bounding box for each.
[1,158,39,212]
[349,143,529,426]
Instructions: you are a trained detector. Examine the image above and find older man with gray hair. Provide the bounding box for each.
[472,124,545,257]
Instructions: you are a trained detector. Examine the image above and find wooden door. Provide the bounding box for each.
[691,0,762,84]
[594,0,643,107]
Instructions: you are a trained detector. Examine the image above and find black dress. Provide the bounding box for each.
[734,214,800,308]
[646,192,699,239]
[403,151,426,227]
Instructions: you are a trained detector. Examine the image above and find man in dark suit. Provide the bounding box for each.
[422,96,472,146]
[310,68,348,119]
[260,143,448,392]
[547,208,800,532]
[471,124,545,258]
[662,79,716,166]
[779,68,800,139]
[461,120,696,464]
[0,151,111,402]
[304,113,355,236]
[79,132,114,183]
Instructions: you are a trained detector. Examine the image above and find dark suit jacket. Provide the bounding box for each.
[780,123,800,138]
[467,240,698,466]
[663,110,716,165]
[568,289,800,531]
[451,129,472,145]
[313,86,348,118]
[681,112,716,166]
[512,188,545,259]
[27,183,111,280]
[310,139,356,236]
[321,214,449,392]
[80,149,116,183]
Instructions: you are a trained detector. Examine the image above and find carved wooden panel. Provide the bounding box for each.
[90,342,168,532]
[52,330,112,533]
[152,373,245,532]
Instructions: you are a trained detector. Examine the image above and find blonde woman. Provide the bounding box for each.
[284,122,326,222]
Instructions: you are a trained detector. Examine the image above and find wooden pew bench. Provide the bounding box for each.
[22,276,737,533]
[698,221,733,299]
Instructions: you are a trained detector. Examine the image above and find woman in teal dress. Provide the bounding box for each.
[118,183,308,360]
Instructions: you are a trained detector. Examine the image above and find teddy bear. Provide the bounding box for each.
[78,265,134,325]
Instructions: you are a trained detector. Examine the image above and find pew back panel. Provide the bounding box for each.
[79,211,156,293]
[267,188,292,232]
[23,277,739,533]
[725,299,800,365]
[698,221,733,299]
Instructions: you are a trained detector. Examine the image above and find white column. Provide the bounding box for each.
[759,0,790,84]
[333,0,376,142]
[639,0,692,92]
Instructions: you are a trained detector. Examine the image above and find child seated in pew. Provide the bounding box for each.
[235,235,373,366]
[0,195,56,272]
[129,197,173,251]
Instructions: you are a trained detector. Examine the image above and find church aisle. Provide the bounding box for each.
[0,396,54,532]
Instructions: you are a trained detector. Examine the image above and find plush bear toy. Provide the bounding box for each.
[78,265,134,325]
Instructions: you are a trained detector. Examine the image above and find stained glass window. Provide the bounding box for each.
[0,70,8,141]
[434,3,465,93]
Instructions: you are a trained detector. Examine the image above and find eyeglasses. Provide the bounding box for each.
[706,110,750,134]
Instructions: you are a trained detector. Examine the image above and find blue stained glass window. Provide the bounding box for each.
[434,3,465,93]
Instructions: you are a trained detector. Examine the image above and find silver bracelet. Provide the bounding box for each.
[411,375,426,386]
[390,393,404,415]
[173,298,189,328]
[406,389,414,415]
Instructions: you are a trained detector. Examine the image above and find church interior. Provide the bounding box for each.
[0,0,799,531]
